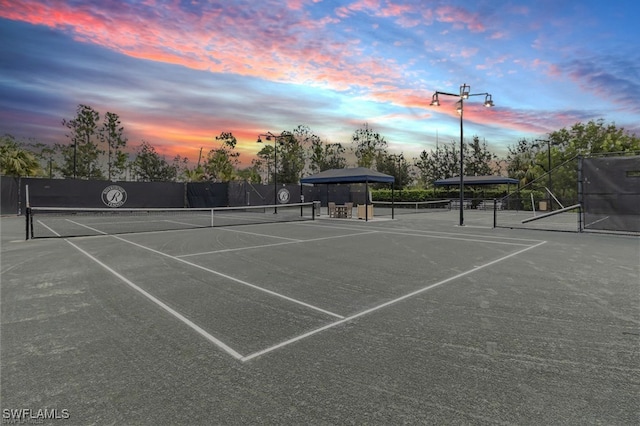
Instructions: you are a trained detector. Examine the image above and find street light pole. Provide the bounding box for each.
[430,84,494,226]
[458,96,465,227]
[257,132,282,213]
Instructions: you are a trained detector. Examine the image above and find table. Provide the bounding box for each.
[334,205,348,218]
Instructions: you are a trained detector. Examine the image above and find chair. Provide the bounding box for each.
[328,202,336,218]
[344,202,353,218]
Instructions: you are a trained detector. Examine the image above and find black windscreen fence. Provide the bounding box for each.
[4,178,362,214]
[1,176,20,215]
[15,179,251,210]
[493,154,638,234]
[582,155,640,233]
[187,182,228,207]
[21,178,186,209]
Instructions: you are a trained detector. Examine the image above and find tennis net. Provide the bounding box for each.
[26,202,317,239]
[371,199,451,217]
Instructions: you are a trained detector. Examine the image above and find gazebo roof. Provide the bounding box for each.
[434,175,519,186]
[300,167,395,184]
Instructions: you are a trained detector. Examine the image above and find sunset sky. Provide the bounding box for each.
[1,0,639,167]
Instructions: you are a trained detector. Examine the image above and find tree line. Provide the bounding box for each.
[1,104,639,190]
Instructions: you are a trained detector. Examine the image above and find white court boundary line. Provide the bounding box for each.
[297,221,545,245]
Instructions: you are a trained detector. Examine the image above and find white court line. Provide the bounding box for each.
[241,239,547,362]
[217,227,303,241]
[65,218,344,318]
[66,239,245,360]
[377,230,532,246]
[299,220,545,242]
[298,221,542,246]
[585,216,610,228]
[111,235,344,319]
[178,240,307,257]
[66,219,108,234]
[40,219,245,360]
[178,231,379,257]
[36,219,62,237]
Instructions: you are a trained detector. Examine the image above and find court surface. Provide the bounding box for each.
[1,209,638,424]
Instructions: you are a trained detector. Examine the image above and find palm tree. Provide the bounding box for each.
[183,166,206,182]
[0,136,42,177]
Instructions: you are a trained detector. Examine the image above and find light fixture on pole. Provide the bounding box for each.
[257,132,283,213]
[430,83,495,226]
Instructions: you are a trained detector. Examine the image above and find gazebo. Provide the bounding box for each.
[300,167,395,221]
[434,175,520,211]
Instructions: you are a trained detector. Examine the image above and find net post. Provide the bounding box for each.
[493,198,497,228]
[24,184,31,240]
[25,207,31,240]
[210,208,214,227]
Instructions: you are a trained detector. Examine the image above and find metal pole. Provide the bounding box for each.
[577,155,583,232]
[430,86,492,227]
[25,207,30,240]
[459,99,464,227]
[547,141,552,211]
[493,198,497,228]
[274,138,278,213]
[392,182,395,220]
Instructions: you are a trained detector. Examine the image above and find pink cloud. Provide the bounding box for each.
[434,5,485,33]
[285,0,307,11]
[457,47,479,58]
[334,0,418,24]
[335,0,381,18]
[379,3,413,18]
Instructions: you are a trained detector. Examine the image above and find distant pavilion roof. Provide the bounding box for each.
[300,167,395,184]
[434,175,519,186]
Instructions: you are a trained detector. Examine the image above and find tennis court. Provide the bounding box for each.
[1,208,638,424]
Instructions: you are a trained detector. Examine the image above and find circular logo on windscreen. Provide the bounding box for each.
[101,185,127,207]
[277,188,290,204]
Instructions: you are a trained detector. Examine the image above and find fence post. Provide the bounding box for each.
[577,155,584,232]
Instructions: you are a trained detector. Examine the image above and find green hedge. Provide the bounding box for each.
[371,188,512,202]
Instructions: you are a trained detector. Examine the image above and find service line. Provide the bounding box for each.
[178,230,379,257]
